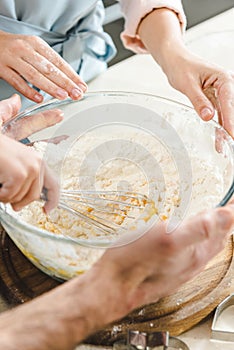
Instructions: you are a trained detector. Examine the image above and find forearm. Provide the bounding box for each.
[0,265,125,350]
[0,280,89,350]
[0,206,232,350]
[138,8,188,73]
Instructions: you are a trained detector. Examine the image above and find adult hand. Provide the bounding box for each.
[138,8,234,138]
[0,31,87,103]
[0,94,64,140]
[162,50,234,138]
[0,134,59,213]
[95,205,234,323]
[0,206,233,350]
[0,95,61,212]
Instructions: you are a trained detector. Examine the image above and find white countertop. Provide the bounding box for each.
[0,8,234,350]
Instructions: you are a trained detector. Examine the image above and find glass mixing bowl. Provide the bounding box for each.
[0,92,234,280]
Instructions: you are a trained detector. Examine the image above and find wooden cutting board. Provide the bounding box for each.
[0,227,60,305]
[0,226,233,346]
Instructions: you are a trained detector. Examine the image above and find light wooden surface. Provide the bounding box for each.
[86,237,234,345]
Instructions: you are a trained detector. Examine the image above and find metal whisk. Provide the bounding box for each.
[42,188,154,234]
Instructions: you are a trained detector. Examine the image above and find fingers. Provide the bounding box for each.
[0,65,44,103]
[170,206,234,250]
[0,149,43,210]
[186,75,234,139]
[1,157,59,213]
[99,205,234,312]
[1,159,59,213]
[107,205,234,266]
[0,94,21,125]
[201,70,234,137]
[11,177,41,211]
[12,59,80,101]
[0,176,40,210]
[134,206,234,305]
[166,51,234,137]
[213,73,234,138]
[0,135,59,212]
[33,37,87,89]
[0,33,87,102]
[24,109,64,136]
[184,83,215,121]
[111,205,234,274]
[5,109,64,140]
[24,50,86,100]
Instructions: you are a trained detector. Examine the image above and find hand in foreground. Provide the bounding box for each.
[97,205,234,321]
[0,206,233,350]
[0,31,87,103]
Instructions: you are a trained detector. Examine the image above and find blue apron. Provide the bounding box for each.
[0,0,116,108]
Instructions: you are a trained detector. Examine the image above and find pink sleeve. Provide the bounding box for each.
[118,0,187,53]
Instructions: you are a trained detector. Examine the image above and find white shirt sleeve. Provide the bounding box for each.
[118,0,187,53]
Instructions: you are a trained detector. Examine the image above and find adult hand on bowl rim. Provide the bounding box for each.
[138,8,234,139]
[0,94,64,140]
[159,52,234,139]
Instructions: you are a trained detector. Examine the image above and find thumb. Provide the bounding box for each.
[0,94,21,124]
[185,86,215,121]
[172,206,234,249]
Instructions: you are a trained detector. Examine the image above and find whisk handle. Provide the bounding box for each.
[40,187,48,202]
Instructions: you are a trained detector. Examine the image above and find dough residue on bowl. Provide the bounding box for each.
[18,123,225,241]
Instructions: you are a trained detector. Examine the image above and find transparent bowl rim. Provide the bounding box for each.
[1,91,234,246]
